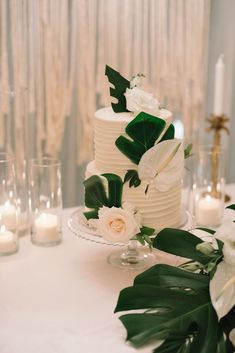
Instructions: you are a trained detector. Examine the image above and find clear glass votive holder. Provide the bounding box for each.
[0,153,19,255]
[193,147,225,227]
[0,87,30,235]
[30,157,62,246]
[16,159,30,235]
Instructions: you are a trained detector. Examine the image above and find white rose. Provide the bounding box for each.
[125,87,160,116]
[130,74,144,88]
[97,206,141,244]
[215,221,235,265]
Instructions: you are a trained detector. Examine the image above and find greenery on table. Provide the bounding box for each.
[115,220,235,353]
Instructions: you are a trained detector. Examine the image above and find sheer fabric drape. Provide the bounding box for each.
[0,0,210,206]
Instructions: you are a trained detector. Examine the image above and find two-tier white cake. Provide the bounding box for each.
[85,106,183,231]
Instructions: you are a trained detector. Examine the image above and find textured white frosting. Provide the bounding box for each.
[86,105,183,231]
[94,107,173,175]
[86,161,182,230]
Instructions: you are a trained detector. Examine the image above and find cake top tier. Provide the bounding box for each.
[95,107,172,125]
[105,65,169,118]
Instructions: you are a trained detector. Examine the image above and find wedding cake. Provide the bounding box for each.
[83,66,185,240]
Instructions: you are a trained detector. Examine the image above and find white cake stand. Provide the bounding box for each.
[68,206,195,270]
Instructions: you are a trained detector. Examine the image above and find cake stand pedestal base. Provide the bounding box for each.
[107,240,156,270]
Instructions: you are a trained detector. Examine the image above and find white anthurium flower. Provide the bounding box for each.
[229,328,235,347]
[138,139,184,192]
[97,206,141,244]
[210,261,235,320]
[125,87,160,116]
[210,221,235,319]
[214,220,235,265]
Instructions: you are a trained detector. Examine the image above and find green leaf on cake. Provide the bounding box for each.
[105,65,130,113]
[115,111,175,165]
[102,173,123,208]
[226,204,235,211]
[83,173,123,219]
[184,143,193,159]
[124,170,141,188]
[83,209,99,220]
[159,123,175,142]
[84,175,109,209]
[115,264,220,352]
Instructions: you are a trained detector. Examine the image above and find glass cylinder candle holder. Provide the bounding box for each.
[0,153,19,255]
[16,159,30,235]
[193,147,225,227]
[0,87,30,235]
[30,158,62,246]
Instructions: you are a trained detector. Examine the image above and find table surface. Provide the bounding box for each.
[1,185,235,353]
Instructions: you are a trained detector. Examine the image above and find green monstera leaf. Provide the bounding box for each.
[123,169,141,188]
[105,65,130,113]
[115,263,221,353]
[83,173,123,220]
[115,111,175,165]
[115,228,231,352]
[153,228,223,276]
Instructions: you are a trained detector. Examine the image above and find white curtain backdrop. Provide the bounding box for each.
[0,0,210,206]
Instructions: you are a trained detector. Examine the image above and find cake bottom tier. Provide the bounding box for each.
[85,161,182,231]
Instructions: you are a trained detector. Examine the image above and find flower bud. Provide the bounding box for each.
[196,242,214,255]
[180,262,201,272]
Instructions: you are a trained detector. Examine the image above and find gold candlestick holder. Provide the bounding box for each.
[206,114,230,202]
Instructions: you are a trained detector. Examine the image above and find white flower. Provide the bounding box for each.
[215,221,235,265]
[138,139,184,192]
[210,261,235,319]
[210,221,235,319]
[229,328,235,347]
[97,206,141,244]
[125,87,160,116]
[130,74,144,88]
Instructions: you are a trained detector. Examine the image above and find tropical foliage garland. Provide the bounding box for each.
[115,206,235,353]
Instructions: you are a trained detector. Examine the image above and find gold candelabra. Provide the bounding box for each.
[206,114,230,202]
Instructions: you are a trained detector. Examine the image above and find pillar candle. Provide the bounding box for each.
[0,226,16,253]
[213,54,225,117]
[0,202,17,230]
[196,195,221,226]
[34,213,60,243]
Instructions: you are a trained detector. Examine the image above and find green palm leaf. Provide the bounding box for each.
[105,65,130,113]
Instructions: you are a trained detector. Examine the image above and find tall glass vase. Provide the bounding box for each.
[0,153,19,255]
[0,87,30,234]
[193,147,225,227]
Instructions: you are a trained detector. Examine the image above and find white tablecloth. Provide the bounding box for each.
[0,184,235,353]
